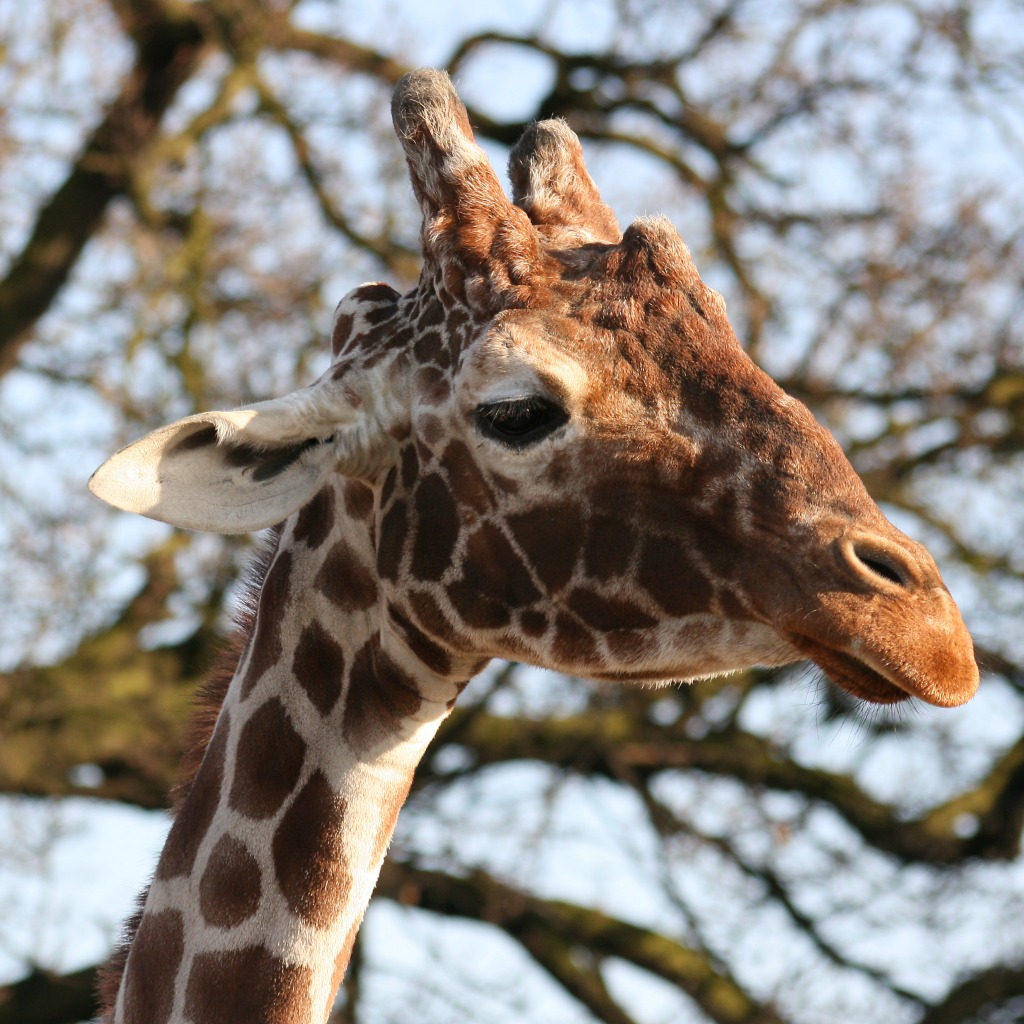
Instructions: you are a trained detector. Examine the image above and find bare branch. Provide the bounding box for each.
[0,1,204,377]
[430,706,1021,864]
[381,861,788,1024]
[0,965,97,1024]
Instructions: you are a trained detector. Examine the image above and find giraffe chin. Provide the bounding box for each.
[784,633,912,706]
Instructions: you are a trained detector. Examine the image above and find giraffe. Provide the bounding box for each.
[88,69,978,1023]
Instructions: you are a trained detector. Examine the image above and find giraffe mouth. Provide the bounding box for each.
[784,632,910,705]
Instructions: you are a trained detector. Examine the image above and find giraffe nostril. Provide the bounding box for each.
[848,542,911,588]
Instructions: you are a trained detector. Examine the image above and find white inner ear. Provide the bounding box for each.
[89,380,392,534]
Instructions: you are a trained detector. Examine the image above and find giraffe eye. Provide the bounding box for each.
[476,396,568,448]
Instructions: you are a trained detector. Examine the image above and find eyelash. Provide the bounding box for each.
[475,396,569,448]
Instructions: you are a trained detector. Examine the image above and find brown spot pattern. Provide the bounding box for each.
[584,515,636,579]
[121,909,184,1024]
[185,945,312,1024]
[388,602,452,676]
[355,282,401,305]
[606,629,651,661]
[400,442,419,489]
[638,534,713,616]
[364,303,400,328]
[157,712,230,880]
[241,549,293,699]
[410,473,460,580]
[413,328,445,366]
[508,506,580,591]
[519,609,548,636]
[566,588,658,631]
[272,771,351,928]
[229,698,307,819]
[441,439,495,514]
[199,834,262,928]
[377,499,408,581]
[315,540,377,611]
[292,619,346,715]
[408,588,460,645]
[343,639,423,750]
[446,577,511,629]
[419,413,446,449]
[380,466,398,508]
[445,305,470,341]
[293,486,336,550]
[553,611,598,664]
[417,295,445,328]
[415,365,450,404]
[343,480,375,521]
[331,313,354,356]
[464,523,541,605]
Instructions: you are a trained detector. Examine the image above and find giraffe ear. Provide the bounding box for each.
[392,68,542,311]
[89,382,389,533]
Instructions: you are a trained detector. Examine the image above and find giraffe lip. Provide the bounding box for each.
[784,632,910,705]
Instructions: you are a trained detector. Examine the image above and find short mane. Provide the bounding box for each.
[96,530,281,1016]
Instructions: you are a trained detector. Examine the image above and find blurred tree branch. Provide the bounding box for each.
[0,0,204,377]
[428,705,1024,865]
[380,860,788,1024]
[0,537,222,809]
[916,964,1024,1024]
[0,964,96,1024]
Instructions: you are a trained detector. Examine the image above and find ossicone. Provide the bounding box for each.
[612,217,699,289]
[509,119,620,243]
[391,69,542,314]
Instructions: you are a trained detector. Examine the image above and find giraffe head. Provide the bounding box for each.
[91,69,978,710]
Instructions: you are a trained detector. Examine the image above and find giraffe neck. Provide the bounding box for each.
[112,478,465,1024]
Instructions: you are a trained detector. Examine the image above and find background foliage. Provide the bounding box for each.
[1,1,1023,1022]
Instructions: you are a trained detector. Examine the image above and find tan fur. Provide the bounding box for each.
[97,533,277,1014]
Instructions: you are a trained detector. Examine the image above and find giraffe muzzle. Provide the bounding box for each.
[778,530,979,708]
